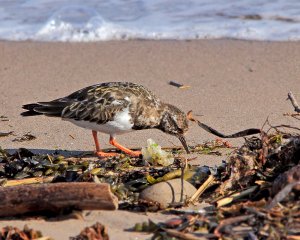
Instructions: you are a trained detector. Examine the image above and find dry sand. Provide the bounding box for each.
[1,39,300,239]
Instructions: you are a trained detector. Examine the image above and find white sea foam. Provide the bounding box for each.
[0,0,300,42]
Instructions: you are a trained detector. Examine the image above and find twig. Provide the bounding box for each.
[264,116,300,132]
[267,181,300,210]
[3,176,54,187]
[216,186,258,208]
[189,175,215,203]
[179,158,188,203]
[283,112,300,120]
[287,235,300,240]
[214,214,254,238]
[287,91,300,113]
[180,165,184,203]
[270,124,300,132]
[161,228,209,240]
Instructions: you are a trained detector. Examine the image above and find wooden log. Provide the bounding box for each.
[0,182,118,217]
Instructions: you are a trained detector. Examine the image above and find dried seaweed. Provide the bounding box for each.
[70,222,109,240]
[0,146,190,210]
[130,128,300,239]
[0,225,49,240]
[2,115,300,239]
[191,138,233,155]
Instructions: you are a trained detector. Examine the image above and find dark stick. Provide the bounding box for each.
[214,215,254,238]
[180,159,186,203]
[196,121,261,138]
[187,111,261,139]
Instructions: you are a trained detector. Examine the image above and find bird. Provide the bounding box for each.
[21,82,190,157]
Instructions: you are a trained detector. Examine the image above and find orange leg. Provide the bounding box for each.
[92,131,118,158]
[109,136,141,157]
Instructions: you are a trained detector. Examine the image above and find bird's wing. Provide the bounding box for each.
[61,86,130,123]
[22,84,131,123]
[61,99,129,124]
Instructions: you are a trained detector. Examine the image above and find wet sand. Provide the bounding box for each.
[1,39,300,239]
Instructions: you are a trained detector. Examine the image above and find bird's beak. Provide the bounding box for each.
[178,135,190,154]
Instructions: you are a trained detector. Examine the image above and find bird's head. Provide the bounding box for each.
[158,104,190,153]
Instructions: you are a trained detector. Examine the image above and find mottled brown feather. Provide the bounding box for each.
[22,82,164,127]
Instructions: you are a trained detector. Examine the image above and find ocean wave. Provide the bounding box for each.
[0,1,300,42]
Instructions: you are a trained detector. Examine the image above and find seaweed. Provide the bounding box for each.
[71,222,109,240]
[0,225,50,240]
[130,129,300,239]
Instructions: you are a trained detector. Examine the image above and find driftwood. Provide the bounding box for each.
[0,182,118,217]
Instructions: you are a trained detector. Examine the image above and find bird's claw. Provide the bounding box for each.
[125,150,142,158]
[95,151,119,158]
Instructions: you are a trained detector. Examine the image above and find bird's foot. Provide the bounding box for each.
[123,150,142,157]
[95,150,141,158]
[109,137,142,158]
[95,151,119,158]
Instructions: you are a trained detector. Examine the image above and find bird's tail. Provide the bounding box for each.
[21,103,43,116]
[21,101,69,117]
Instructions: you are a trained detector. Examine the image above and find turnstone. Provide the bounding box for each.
[21,82,190,157]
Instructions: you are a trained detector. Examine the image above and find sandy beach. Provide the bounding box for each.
[1,39,300,239]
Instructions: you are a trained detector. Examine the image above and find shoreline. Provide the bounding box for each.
[1,35,300,43]
[2,37,300,43]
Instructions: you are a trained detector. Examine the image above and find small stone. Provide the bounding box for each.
[139,178,197,209]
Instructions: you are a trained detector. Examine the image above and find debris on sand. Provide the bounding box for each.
[2,94,300,239]
[169,81,191,89]
[132,128,300,239]
[70,222,109,240]
[0,145,193,213]
[12,133,36,142]
[0,225,49,240]
[0,131,13,137]
[0,115,9,121]
[287,91,300,113]
[1,126,300,238]
[141,138,174,166]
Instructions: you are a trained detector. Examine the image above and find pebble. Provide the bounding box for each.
[139,178,197,209]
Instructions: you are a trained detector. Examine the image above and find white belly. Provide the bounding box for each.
[65,107,134,136]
